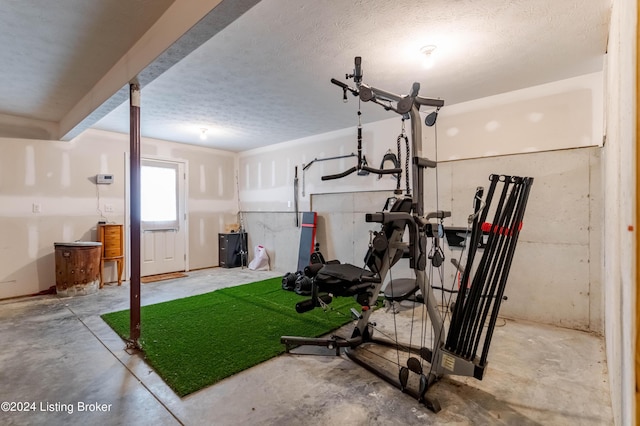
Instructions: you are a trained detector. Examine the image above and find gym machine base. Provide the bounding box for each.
[281,57,533,413]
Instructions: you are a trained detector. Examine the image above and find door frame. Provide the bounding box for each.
[124,153,190,279]
[635,1,640,418]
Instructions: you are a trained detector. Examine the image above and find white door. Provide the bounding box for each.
[140,158,186,276]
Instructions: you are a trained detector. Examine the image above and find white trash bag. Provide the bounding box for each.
[248,245,270,271]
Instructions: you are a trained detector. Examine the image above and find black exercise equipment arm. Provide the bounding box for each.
[322,166,358,181]
[359,83,444,114]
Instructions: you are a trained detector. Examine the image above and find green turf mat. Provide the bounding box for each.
[101,277,359,397]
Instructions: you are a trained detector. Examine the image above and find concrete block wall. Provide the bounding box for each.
[239,212,299,273]
[306,147,602,333]
[439,148,603,332]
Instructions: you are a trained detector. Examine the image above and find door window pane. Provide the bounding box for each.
[141,161,179,230]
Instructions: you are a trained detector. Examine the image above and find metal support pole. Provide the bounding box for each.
[129,82,141,346]
[408,105,423,216]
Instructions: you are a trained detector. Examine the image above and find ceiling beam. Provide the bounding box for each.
[0,112,58,140]
[59,0,261,141]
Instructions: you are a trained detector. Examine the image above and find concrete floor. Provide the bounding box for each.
[0,267,612,425]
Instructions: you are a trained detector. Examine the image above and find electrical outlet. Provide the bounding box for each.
[32,203,41,213]
[104,204,114,213]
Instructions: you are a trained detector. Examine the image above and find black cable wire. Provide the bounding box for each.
[386,257,403,371]
[425,120,448,382]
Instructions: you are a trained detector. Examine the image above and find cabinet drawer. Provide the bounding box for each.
[104,233,121,244]
[104,226,121,237]
[104,247,122,258]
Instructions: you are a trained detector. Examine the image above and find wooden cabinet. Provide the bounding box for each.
[97,224,124,288]
[219,232,247,268]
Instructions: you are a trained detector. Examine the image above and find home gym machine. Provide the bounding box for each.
[281,57,533,412]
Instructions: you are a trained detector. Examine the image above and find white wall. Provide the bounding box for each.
[239,72,604,210]
[0,134,126,299]
[0,129,238,299]
[603,0,637,424]
[436,72,604,160]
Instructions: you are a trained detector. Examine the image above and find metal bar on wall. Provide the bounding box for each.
[129,81,141,346]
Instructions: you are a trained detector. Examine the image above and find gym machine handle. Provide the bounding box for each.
[330,78,349,89]
[321,165,402,181]
[331,78,359,99]
[426,210,452,220]
[363,165,401,174]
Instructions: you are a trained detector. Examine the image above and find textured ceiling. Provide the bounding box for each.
[0,0,612,152]
[0,0,174,122]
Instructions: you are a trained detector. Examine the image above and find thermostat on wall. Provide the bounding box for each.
[96,174,114,184]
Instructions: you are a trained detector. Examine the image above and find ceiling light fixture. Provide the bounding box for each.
[420,45,437,69]
[200,128,208,140]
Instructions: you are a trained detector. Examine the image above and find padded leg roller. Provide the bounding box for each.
[295,294,333,313]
